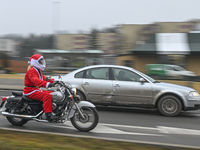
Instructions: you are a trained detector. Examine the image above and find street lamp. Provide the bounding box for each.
[52,2,60,34]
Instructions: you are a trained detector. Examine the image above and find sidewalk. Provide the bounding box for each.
[0,84,24,91]
[0,74,24,91]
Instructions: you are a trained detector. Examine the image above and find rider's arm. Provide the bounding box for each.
[28,68,51,88]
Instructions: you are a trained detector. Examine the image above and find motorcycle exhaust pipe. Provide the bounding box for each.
[32,118,48,123]
[2,111,43,120]
[2,112,49,123]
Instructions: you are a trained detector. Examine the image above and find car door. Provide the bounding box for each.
[112,68,153,105]
[165,65,178,77]
[82,67,113,104]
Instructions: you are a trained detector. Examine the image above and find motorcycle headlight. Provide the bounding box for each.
[189,91,199,97]
[71,88,77,96]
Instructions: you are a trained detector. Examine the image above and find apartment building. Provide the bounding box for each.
[55,32,118,53]
[55,34,89,50]
[116,24,159,54]
[117,20,200,74]
[97,32,118,54]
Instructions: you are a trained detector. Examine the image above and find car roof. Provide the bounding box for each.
[72,65,135,73]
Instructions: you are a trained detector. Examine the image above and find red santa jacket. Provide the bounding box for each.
[23,67,54,96]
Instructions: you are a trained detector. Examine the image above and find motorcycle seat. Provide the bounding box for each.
[21,95,38,103]
[12,91,23,96]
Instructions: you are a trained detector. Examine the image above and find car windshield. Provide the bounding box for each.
[132,69,157,83]
[174,66,186,71]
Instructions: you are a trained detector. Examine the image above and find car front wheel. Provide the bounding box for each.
[157,95,182,117]
[76,91,86,101]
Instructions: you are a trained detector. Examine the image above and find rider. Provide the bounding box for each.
[23,54,58,122]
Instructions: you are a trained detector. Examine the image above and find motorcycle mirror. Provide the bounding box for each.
[58,75,62,80]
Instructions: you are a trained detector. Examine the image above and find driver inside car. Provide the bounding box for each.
[23,54,58,122]
[117,70,132,81]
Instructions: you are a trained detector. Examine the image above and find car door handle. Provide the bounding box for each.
[83,82,89,85]
[114,84,120,87]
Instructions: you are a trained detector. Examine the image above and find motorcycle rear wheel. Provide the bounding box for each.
[6,117,28,126]
[70,107,99,132]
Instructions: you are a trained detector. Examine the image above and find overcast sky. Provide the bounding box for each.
[1,0,200,36]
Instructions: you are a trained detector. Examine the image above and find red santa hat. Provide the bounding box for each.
[28,54,43,64]
[28,54,46,70]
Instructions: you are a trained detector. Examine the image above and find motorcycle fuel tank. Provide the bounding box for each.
[50,91,64,101]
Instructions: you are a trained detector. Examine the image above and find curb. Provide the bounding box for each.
[0,85,24,91]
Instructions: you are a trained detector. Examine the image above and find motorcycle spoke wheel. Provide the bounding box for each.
[70,107,99,132]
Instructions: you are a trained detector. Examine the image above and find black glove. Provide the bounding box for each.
[46,76,52,81]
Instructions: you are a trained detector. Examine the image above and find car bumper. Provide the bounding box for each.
[184,104,200,111]
[184,97,200,111]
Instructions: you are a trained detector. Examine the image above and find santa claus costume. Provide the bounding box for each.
[23,54,57,121]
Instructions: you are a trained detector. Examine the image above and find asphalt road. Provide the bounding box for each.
[1,90,200,149]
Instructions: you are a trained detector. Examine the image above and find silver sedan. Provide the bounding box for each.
[54,65,200,117]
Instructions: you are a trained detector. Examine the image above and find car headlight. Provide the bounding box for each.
[189,91,199,97]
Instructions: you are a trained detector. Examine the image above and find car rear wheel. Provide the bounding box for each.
[157,95,182,117]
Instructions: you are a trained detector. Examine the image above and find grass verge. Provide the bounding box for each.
[0,129,197,150]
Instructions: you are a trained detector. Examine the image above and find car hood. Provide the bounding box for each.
[180,71,196,76]
[154,82,195,92]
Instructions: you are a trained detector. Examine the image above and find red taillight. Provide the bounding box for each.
[2,97,7,102]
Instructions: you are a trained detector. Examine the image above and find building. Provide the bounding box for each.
[55,32,119,54]
[0,39,17,56]
[117,33,200,76]
[35,49,104,69]
[55,34,89,50]
[97,32,118,54]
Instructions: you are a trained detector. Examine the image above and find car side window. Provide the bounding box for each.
[86,68,109,80]
[112,68,141,82]
[166,66,172,70]
[75,71,84,78]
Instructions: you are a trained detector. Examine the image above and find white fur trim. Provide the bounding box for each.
[23,89,42,96]
[46,82,50,88]
[33,67,43,80]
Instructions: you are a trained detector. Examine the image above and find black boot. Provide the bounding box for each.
[45,113,58,122]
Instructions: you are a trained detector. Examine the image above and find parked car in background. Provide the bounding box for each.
[146,64,196,79]
[53,65,200,117]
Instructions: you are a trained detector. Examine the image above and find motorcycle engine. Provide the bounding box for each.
[50,91,64,101]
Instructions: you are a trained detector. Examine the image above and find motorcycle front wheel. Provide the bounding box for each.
[70,107,99,132]
[6,117,28,126]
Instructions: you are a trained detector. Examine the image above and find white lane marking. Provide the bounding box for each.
[49,122,200,136]
[99,123,157,130]
[48,122,163,136]
[91,125,162,136]
[157,126,200,135]
[99,123,200,136]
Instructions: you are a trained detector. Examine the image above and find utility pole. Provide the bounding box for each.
[52,2,60,49]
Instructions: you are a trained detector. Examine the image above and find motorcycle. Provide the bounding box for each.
[0,78,99,132]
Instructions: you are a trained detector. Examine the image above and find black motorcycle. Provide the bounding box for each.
[0,80,99,132]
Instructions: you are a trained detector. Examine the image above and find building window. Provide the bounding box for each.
[124,60,133,67]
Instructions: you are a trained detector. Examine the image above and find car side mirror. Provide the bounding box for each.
[139,78,146,83]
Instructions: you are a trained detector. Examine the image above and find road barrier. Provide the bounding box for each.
[0,74,200,93]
